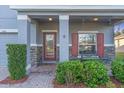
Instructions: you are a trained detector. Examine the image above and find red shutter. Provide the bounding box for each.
[71,32,78,57]
[97,33,104,58]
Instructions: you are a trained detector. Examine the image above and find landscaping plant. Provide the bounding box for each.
[82,60,109,87]
[112,59,124,83]
[56,60,84,84]
[7,44,27,80]
[55,59,109,87]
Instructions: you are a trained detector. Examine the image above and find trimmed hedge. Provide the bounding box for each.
[112,60,124,83]
[82,60,109,87]
[56,60,84,84]
[55,60,109,87]
[7,44,27,80]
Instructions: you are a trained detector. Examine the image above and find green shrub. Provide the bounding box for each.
[56,60,84,84]
[7,44,27,80]
[56,59,109,87]
[112,60,124,83]
[82,60,109,87]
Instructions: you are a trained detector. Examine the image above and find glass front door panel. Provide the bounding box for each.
[44,33,56,60]
[45,34,54,57]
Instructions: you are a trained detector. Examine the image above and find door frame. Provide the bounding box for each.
[43,32,57,61]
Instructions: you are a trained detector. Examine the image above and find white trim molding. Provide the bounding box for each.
[30,44,43,47]
[0,29,18,33]
[78,31,99,33]
[59,15,69,20]
[57,44,72,47]
[26,64,31,72]
[69,44,72,46]
[104,44,115,46]
[42,30,57,32]
[10,5,124,12]
[57,44,60,47]
[17,15,31,22]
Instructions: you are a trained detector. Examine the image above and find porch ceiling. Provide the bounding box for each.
[31,15,59,22]
[69,16,124,23]
[30,15,124,24]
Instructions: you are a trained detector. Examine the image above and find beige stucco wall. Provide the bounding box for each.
[115,39,119,48]
[115,38,124,48]
[119,39,124,46]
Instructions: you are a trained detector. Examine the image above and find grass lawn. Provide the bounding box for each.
[115,52,124,60]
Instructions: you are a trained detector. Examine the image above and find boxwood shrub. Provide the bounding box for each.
[112,60,124,83]
[56,60,84,84]
[55,59,109,87]
[82,60,109,87]
[7,44,27,80]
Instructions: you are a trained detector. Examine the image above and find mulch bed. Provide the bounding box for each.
[53,80,86,88]
[0,76,28,84]
[53,76,123,88]
[110,76,122,88]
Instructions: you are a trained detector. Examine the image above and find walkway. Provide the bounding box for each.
[0,64,56,88]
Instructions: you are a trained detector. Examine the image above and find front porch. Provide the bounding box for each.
[28,15,118,66]
[11,5,124,72]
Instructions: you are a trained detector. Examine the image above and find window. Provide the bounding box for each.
[78,33,97,55]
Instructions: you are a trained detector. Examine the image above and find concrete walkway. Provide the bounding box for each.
[0,64,56,88]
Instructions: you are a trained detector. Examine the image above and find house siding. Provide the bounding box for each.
[37,21,114,45]
[69,22,114,45]
[0,6,18,66]
[0,33,18,66]
[0,6,17,29]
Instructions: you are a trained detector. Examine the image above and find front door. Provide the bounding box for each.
[43,32,56,61]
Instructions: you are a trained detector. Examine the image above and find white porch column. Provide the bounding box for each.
[17,15,31,73]
[59,15,69,62]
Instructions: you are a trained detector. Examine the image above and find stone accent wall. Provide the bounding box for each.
[104,46,115,64]
[69,46,115,64]
[30,46,42,66]
[56,47,59,61]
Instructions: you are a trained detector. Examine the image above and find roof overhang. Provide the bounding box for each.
[10,5,124,12]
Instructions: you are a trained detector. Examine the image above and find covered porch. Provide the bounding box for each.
[10,5,124,72]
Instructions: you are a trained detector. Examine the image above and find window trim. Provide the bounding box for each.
[78,31,98,55]
[0,29,18,33]
[78,31,99,34]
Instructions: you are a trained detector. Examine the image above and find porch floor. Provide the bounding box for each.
[31,64,56,74]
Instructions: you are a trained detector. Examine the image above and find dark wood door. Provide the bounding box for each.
[43,32,56,60]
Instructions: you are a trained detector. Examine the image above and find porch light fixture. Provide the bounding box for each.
[93,18,98,21]
[48,18,53,21]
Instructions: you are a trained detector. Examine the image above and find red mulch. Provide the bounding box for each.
[0,76,28,84]
[110,76,122,88]
[53,80,86,88]
[53,76,123,88]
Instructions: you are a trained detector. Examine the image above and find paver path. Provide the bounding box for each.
[0,64,56,88]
